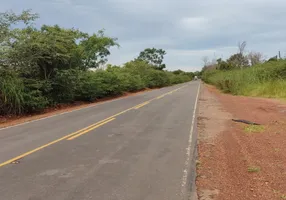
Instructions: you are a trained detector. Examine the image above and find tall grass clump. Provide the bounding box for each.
[202,60,286,98]
[0,70,25,115]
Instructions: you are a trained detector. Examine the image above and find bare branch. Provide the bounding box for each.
[238,41,247,54]
[248,51,265,66]
[202,56,209,66]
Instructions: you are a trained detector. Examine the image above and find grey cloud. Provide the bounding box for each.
[1,0,286,71]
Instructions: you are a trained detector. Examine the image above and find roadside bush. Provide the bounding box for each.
[123,60,154,86]
[0,62,192,116]
[116,73,145,92]
[22,89,49,113]
[0,53,193,116]
[75,72,102,102]
[92,70,123,96]
[0,10,193,116]
[75,70,122,101]
[202,60,286,98]
[145,70,170,88]
[51,69,83,103]
[0,70,25,115]
[22,78,50,113]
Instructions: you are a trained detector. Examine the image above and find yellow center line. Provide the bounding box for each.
[132,101,148,108]
[134,101,150,109]
[0,84,187,168]
[156,95,165,100]
[0,131,85,168]
[67,118,115,140]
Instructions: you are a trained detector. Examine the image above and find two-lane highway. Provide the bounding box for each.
[0,81,200,200]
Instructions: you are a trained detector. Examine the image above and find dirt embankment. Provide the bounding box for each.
[196,85,286,200]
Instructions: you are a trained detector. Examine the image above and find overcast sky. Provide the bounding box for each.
[1,0,286,71]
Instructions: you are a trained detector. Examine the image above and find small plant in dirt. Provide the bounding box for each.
[273,189,280,194]
[244,125,265,133]
[281,194,286,199]
[247,166,261,173]
[196,160,202,169]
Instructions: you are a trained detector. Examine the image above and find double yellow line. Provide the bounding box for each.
[133,101,150,109]
[0,84,187,168]
[156,94,166,100]
[67,118,115,140]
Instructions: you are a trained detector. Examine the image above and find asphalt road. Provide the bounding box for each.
[0,81,200,200]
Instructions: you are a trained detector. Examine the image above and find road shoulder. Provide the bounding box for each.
[196,85,286,200]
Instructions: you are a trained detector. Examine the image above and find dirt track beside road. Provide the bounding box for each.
[196,85,286,200]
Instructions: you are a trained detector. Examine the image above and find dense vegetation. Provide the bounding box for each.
[0,10,193,116]
[202,42,286,98]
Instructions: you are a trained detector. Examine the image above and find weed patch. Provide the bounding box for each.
[247,166,261,173]
[244,125,265,133]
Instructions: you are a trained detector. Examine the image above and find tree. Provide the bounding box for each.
[217,58,233,70]
[0,10,38,43]
[8,25,85,79]
[0,10,38,68]
[137,48,166,70]
[194,71,201,77]
[248,51,264,66]
[238,41,247,55]
[184,72,194,79]
[1,15,118,80]
[202,56,209,67]
[227,53,249,68]
[0,10,120,113]
[0,9,192,116]
[173,69,184,75]
[79,30,119,69]
[231,41,249,68]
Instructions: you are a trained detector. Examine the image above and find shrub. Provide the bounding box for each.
[0,70,25,115]
[51,69,83,103]
[75,71,102,102]
[22,89,49,113]
[22,78,50,113]
[0,61,192,116]
[116,72,145,92]
[202,60,286,98]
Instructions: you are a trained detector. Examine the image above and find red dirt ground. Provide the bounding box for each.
[196,85,286,200]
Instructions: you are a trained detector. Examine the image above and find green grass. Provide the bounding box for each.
[202,60,286,99]
[242,80,286,98]
[247,166,261,173]
[244,125,265,133]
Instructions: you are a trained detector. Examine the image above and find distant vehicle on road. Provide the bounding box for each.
[194,76,198,80]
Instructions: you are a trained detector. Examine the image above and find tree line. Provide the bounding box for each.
[201,41,282,72]
[0,10,194,116]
